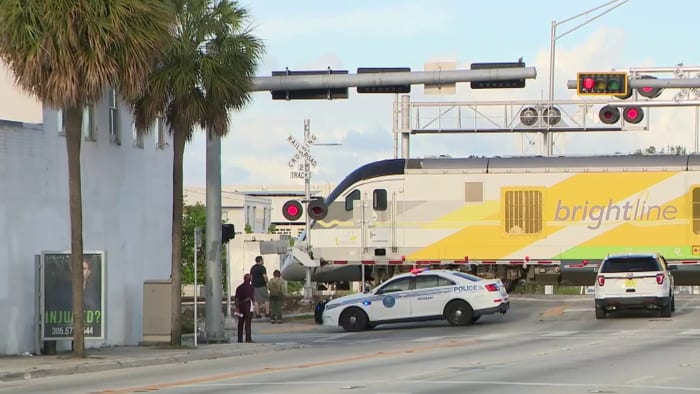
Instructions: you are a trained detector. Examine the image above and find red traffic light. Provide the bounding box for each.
[282,200,303,221]
[623,106,644,124]
[577,72,628,95]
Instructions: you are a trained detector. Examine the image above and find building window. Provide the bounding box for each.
[108,88,120,144]
[503,189,543,235]
[155,116,167,149]
[82,105,96,141]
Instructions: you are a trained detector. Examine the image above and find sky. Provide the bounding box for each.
[183,0,700,187]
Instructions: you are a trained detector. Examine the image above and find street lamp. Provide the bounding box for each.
[545,0,629,156]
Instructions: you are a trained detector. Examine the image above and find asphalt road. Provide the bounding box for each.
[3,295,700,394]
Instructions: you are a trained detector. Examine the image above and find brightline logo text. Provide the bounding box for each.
[554,198,678,229]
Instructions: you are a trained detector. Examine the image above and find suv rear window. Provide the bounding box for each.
[600,257,661,273]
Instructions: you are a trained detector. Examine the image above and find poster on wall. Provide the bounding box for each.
[41,251,105,340]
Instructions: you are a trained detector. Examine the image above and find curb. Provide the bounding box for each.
[0,343,303,383]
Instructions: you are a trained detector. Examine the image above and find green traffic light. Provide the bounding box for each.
[608,79,620,92]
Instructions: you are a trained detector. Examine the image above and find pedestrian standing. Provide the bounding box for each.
[234,273,255,343]
[250,255,269,318]
[268,269,286,323]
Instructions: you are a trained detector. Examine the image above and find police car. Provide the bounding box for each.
[321,269,510,331]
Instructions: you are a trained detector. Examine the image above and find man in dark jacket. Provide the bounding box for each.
[234,273,255,343]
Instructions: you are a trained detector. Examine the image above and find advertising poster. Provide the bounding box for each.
[42,252,105,340]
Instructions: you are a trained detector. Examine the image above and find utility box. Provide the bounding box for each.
[143,280,172,343]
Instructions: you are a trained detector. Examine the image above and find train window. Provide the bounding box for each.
[693,187,700,234]
[504,189,543,235]
[373,189,388,211]
[345,189,361,211]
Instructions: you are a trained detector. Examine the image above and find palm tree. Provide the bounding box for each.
[130,0,263,346]
[0,1,174,357]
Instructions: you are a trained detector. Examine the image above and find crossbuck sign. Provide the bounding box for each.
[288,133,317,179]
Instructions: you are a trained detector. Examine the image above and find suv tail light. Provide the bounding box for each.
[597,275,605,286]
[484,283,499,292]
[656,273,665,285]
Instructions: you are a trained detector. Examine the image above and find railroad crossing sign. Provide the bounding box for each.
[287,129,317,179]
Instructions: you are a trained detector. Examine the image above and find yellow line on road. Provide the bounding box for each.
[100,338,480,393]
[540,306,567,318]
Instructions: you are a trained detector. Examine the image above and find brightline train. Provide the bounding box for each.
[281,154,700,289]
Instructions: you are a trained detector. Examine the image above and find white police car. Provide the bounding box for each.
[321,269,509,331]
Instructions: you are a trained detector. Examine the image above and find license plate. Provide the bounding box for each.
[624,279,636,288]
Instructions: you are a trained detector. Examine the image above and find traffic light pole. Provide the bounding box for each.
[546,0,629,156]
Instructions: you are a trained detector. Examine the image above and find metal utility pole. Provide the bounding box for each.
[546,0,628,156]
[302,119,313,300]
[205,131,223,341]
[193,227,201,348]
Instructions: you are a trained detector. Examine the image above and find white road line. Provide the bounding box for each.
[680,329,700,335]
[564,308,592,312]
[411,336,446,342]
[541,331,579,337]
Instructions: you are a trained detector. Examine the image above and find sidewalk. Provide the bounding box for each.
[0,316,318,382]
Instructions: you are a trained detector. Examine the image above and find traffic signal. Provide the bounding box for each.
[622,106,644,124]
[282,200,303,221]
[637,75,663,98]
[517,106,563,127]
[577,72,628,95]
[598,105,643,125]
[599,105,620,124]
[222,223,235,243]
[307,197,328,221]
[357,67,411,94]
[271,68,349,100]
[470,62,526,89]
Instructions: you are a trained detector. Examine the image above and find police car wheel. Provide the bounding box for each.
[340,307,368,332]
[445,300,473,326]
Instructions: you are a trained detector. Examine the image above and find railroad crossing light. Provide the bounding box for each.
[637,75,663,98]
[519,107,538,126]
[282,200,303,221]
[599,105,621,124]
[542,106,561,126]
[517,106,562,127]
[623,106,644,124]
[307,197,328,221]
[577,72,628,95]
[221,223,235,244]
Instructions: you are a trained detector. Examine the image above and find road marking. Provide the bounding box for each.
[564,308,592,312]
[411,336,446,342]
[680,329,700,336]
[403,379,700,391]
[99,337,483,393]
[541,331,578,337]
[540,306,567,318]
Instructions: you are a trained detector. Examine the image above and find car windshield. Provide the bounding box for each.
[600,257,661,273]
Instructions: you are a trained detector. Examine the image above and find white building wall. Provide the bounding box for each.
[0,94,173,354]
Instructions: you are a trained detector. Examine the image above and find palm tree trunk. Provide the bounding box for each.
[170,128,185,346]
[65,106,86,358]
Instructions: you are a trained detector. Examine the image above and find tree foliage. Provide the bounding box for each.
[128,0,264,346]
[181,203,206,284]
